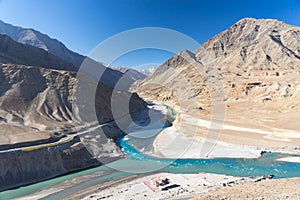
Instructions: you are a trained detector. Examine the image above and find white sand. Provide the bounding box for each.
[181,114,300,139]
[82,173,250,200]
[153,126,261,159]
[151,113,300,159]
[277,157,300,163]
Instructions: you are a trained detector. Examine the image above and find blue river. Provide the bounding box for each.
[0,106,299,199]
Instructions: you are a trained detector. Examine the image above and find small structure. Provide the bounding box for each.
[143,177,172,191]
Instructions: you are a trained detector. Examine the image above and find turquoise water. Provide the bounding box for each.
[0,165,118,200]
[117,128,300,178]
[0,108,300,199]
[42,130,300,200]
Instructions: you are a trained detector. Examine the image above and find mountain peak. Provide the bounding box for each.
[235,17,284,25]
[178,49,196,60]
[231,17,291,31]
[236,17,257,24]
[195,17,300,71]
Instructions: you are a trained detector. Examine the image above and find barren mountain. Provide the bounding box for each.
[0,63,146,145]
[0,20,131,89]
[0,31,148,190]
[110,66,147,81]
[136,18,300,152]
[0,19,84,67]
[196,18,300,71]
[0,34,77,71]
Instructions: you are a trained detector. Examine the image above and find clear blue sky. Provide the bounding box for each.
[0,0,300,68]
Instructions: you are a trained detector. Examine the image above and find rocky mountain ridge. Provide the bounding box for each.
[0,20,133,89]
[136,18,300,151]
[196,18,300,72]
[0,34,77,71]
[0,19,84,67]
[138,18,300,109]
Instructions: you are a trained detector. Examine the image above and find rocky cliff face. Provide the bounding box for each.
[0,136,101,192]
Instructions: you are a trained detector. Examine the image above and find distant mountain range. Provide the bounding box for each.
[110,66,146,80]
[137,66,157,75]
[0,20,148,145]
[0,19,140,89]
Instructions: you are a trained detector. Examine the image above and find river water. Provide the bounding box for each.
[0,105,299,199]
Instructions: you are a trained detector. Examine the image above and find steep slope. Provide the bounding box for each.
[0,20,83,67]
[0,136,101,192]
[196,18,300,71]
[0,64,146,145]
[0,20,129,89]
[136,18,300,153]
[0,34,77,71]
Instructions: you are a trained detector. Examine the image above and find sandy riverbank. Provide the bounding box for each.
[133,101,300,159]
[152,126,262,159]
[81,172,262,200]
[12,103,300,200]
[151,112,300,159]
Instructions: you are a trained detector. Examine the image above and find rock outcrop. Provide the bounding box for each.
[0,136,101,191]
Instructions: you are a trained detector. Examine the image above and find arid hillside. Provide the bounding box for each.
[136,18,300,151]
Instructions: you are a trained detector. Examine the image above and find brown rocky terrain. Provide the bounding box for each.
[0,64,146,145]
[0,63,148,191]
[194,178,300,200]
[136,18,300,152]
